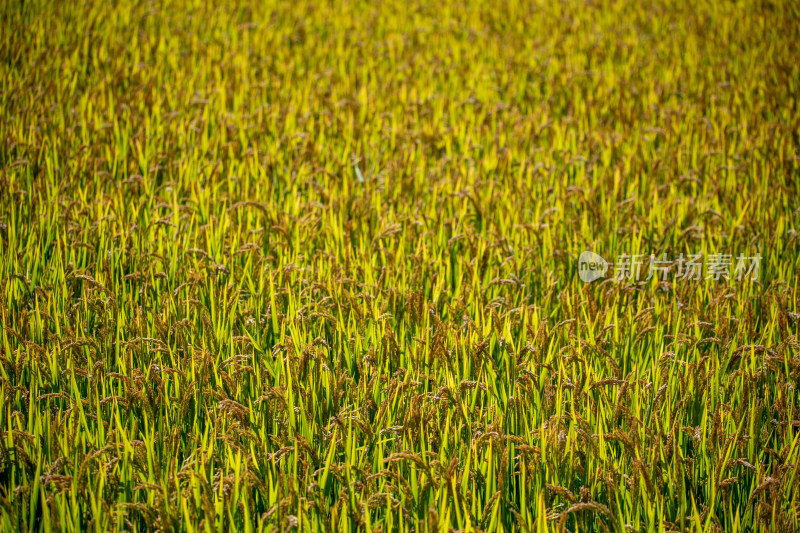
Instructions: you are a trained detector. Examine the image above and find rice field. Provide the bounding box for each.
[1,0,799,531]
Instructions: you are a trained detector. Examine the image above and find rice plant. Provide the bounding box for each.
[1,0,799,531]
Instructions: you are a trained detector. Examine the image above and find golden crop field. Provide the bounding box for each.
[1,0,799,531]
